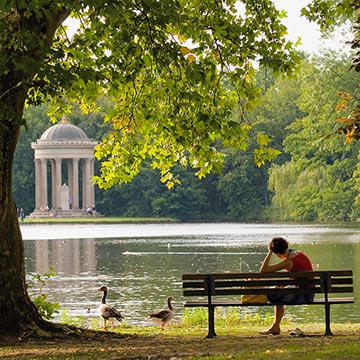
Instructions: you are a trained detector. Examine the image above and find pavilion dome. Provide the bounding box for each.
[40,117,89,141]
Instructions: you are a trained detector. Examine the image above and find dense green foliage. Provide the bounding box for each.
[15,102,270,221]
[268,53,360,221]
[302,1,360,145]
[14,51,360,222]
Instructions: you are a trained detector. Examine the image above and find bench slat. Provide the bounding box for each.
[182,270,353,281]
[184,297,355,307]
[213,279,319,288]
[214,288,317,296]
[183,287,353,297]
[182,277,352,285]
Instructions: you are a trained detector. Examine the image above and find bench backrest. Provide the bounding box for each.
[182,270,353,298]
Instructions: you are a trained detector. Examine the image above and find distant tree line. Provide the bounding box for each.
[14,52,360,222]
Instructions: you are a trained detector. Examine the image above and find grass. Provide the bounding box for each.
[1,309,360,359]
[20,216,176,224]
[1,322,360,360]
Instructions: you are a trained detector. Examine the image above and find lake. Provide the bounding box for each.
[20,222,360,327]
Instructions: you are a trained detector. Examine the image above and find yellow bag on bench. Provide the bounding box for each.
[241,278,268,304]
[241,294,268,304]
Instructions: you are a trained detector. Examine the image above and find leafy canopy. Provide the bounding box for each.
[268,53,360,221]
[302,0,360,143]
[1,0,299,188]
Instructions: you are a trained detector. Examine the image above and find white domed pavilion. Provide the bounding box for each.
[30,117,98,218]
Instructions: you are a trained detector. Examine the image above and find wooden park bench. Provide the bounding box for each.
[182,270,354,338]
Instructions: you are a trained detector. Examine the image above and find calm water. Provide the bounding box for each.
[20,222,360,326]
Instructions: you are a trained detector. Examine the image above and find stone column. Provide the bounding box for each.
[40,159,48,208]
[51,159,62,209]
[51,160,56,209]
[72,158,79,210]
[51,159,56,210]
[82,159,91,209]
[89,158,95,207]
[55,158,62,210]
[68,159,73,209]
[34,159,41,210]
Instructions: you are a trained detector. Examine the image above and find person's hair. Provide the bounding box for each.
[269,237,289,255]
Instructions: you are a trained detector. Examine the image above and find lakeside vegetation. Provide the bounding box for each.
[19,217,176,224]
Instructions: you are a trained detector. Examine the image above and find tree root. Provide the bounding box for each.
[18,320,81,341]
[15,321,128,343]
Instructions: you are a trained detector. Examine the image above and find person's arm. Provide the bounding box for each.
[260,251,293,273]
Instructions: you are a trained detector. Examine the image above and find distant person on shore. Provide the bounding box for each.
[86,205,96,217]
[19,208,25,222]
[259,237,314,335]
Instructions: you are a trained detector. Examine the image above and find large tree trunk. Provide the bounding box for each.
[0,93,48,335]
[0,6,71,336]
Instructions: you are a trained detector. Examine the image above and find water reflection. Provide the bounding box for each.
[31,239,96,274]
[22,223,360,326]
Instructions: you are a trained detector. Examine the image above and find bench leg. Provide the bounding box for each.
[206,305,217,338]
[324,303,333,336]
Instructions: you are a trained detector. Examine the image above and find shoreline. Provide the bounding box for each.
[19,217,177,224]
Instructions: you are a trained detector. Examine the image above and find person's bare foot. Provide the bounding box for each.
[259,328,280,335]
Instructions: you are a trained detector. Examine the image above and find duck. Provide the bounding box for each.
[97,285,124,329]
[149,296,175,331]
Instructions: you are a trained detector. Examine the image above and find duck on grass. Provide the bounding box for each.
[149,296,176,331]
[97,285,124,330]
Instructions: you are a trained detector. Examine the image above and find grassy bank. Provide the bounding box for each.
[2,308,360,360]
[19,217,176,224]
[1,322,360,360]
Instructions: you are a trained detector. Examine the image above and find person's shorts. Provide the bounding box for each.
[267,292,314,304]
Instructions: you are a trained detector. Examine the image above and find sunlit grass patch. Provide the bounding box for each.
[182,307,275,327]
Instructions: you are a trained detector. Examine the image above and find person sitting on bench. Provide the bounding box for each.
[259,237,314,336]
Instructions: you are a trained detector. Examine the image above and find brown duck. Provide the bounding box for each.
[97,285,124,329]
[149,296,175,330]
